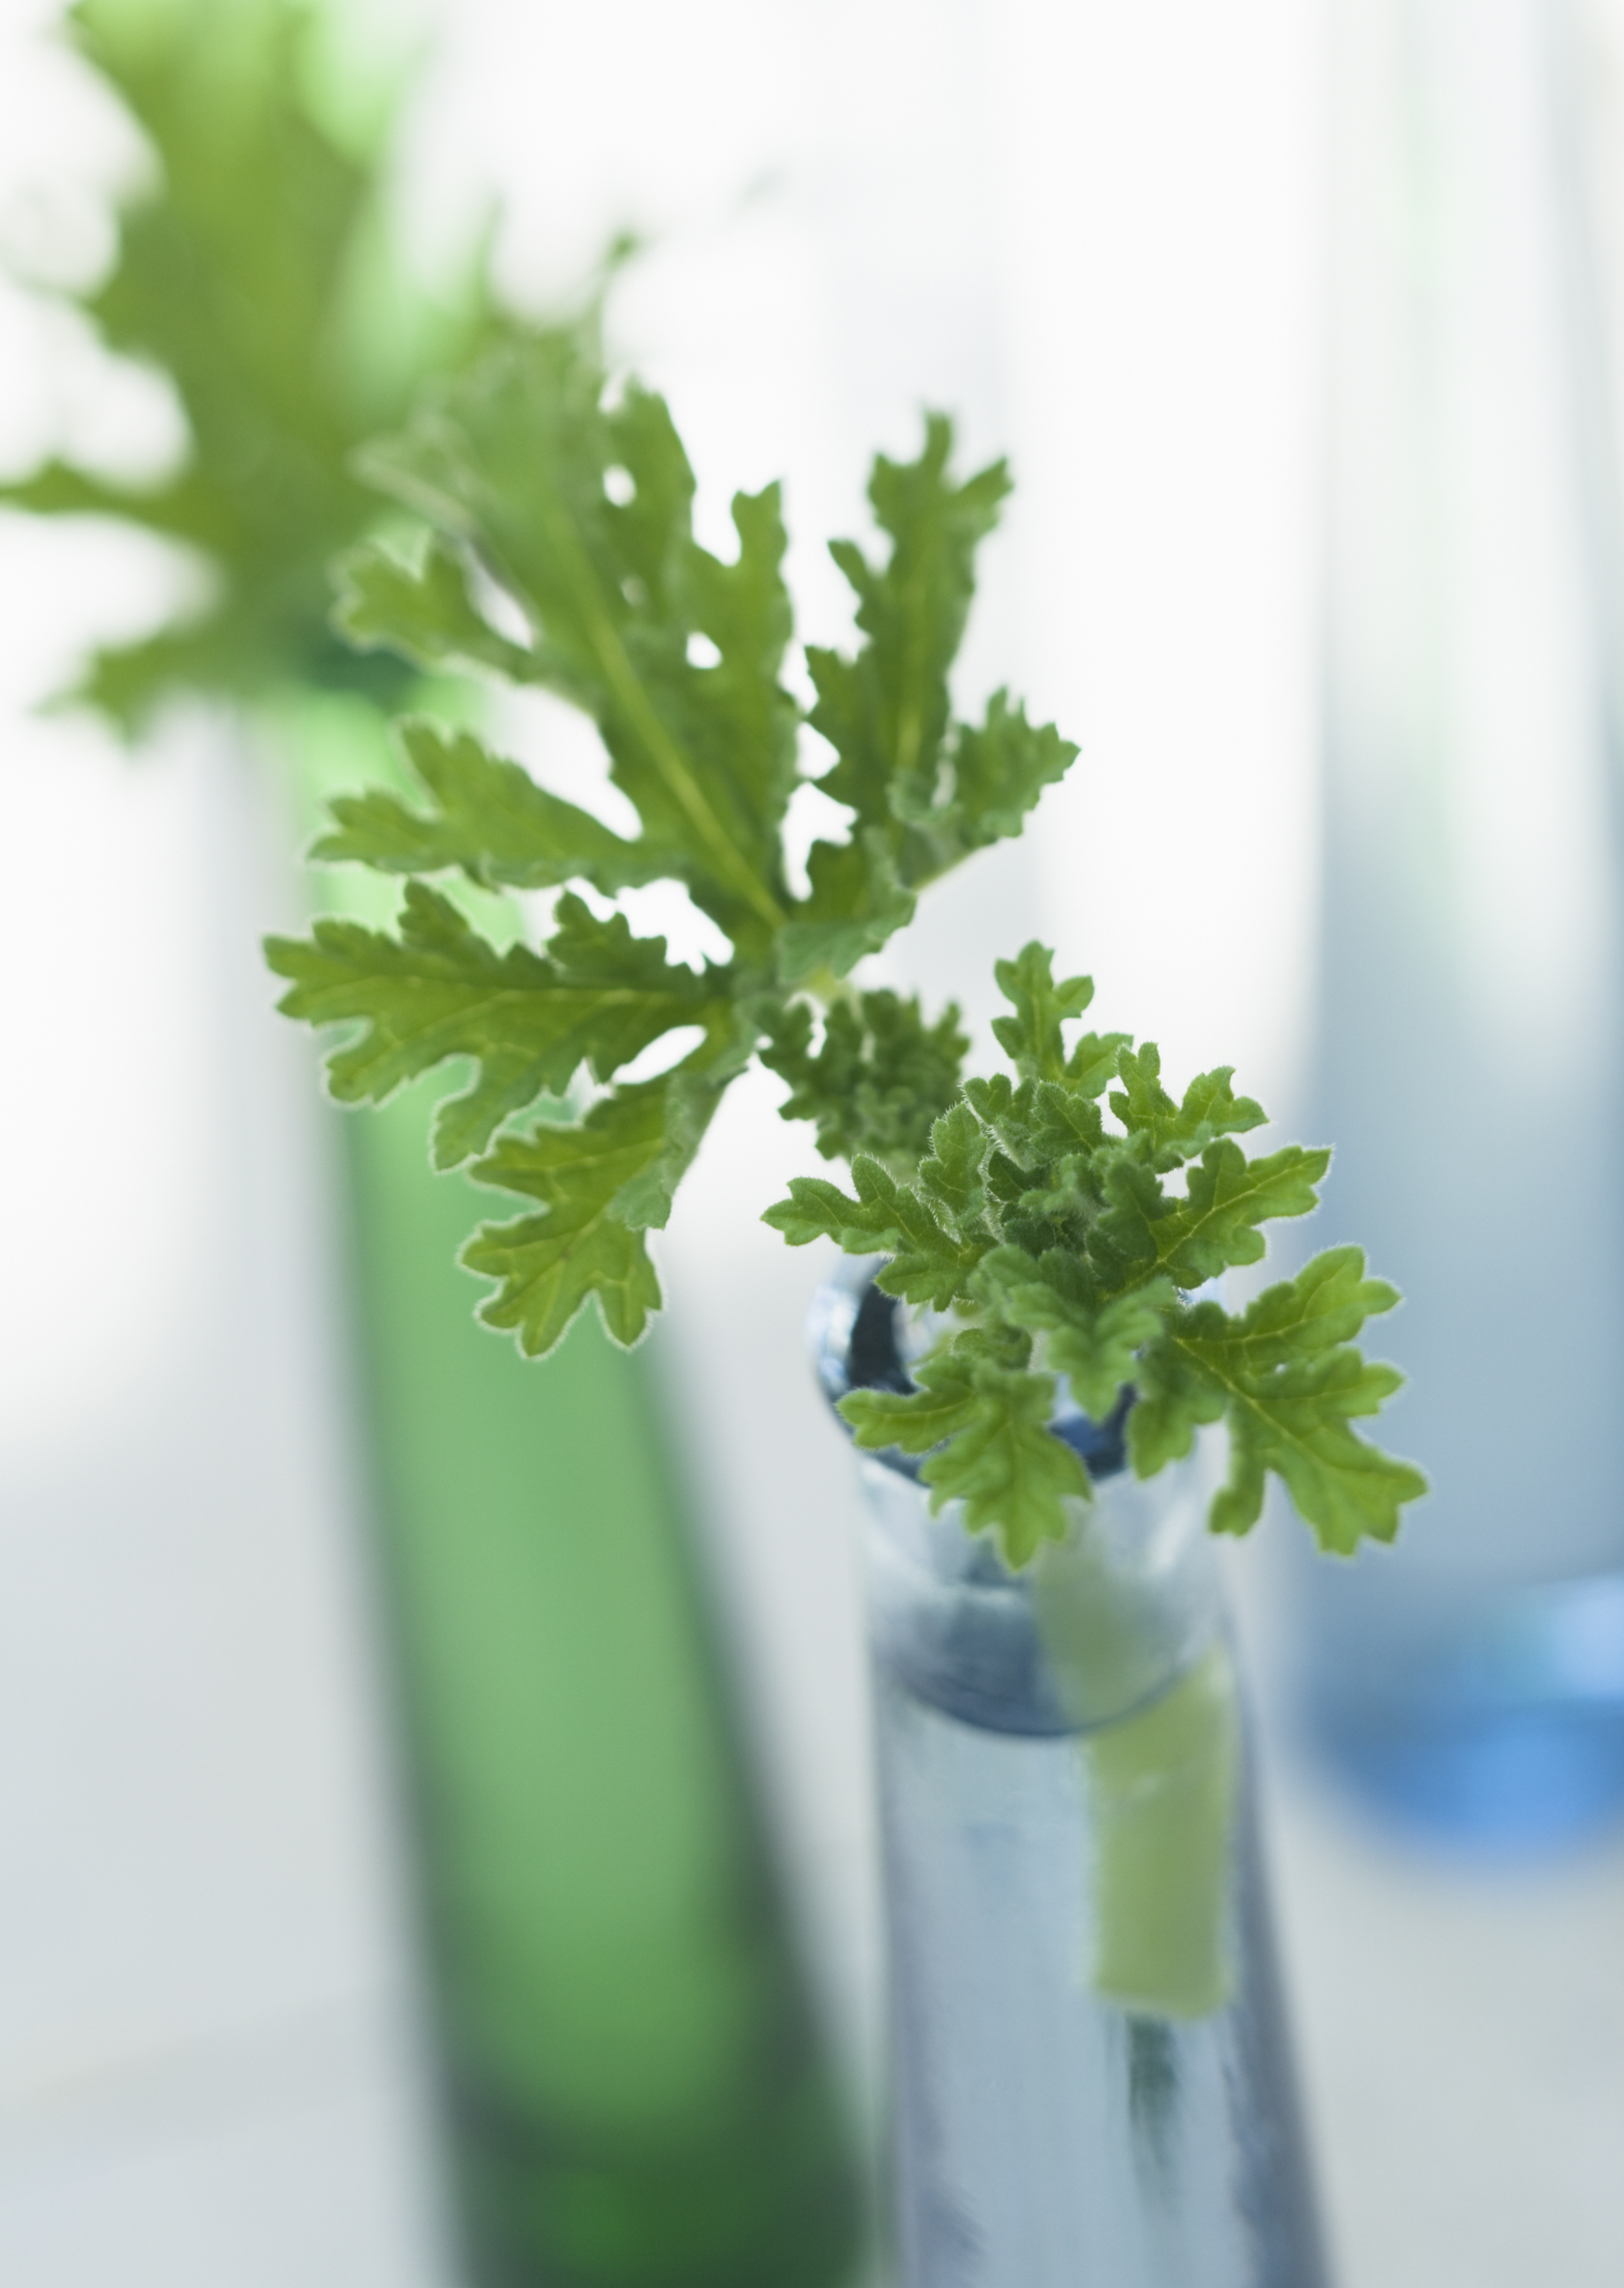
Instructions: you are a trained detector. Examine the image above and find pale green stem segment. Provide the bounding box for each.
[1082,1642,1240,2021]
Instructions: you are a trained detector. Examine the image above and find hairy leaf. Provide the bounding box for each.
[1065,1032,1136,1101]
[838,1353,984,1457]
[918,1362,1090,1567]
[462,1087,671,1352]
[1154,1140,1330,1287]
[757,989,967,1168]
[355,337,797,950]
[313,717,671,893]
[762,1155,984,1309]
[265,880,721,1166]
[274,378,1067,1336]
[986,1251,1177,1420]
[805,417,1008,842]
[940,692,1079,852]
[330,537,535,684]
[1127,1337,1230,1479]
[800,936,1422,1564]
[990,942,1096,1082]
[842,1338,1088,1567]
[915,1101,992,1232]
[1201,1350,1423,1550]
[1197,1246,1401,1370]
[1161,1249,1422,1550]
[1111,1046,1267,1171]
[1087,1136,1176,1286]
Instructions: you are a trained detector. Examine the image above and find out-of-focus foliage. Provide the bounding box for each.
[0,0,501,727]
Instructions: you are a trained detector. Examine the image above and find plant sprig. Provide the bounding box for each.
[268,331,1074,1352]
[764,944,1426,1567]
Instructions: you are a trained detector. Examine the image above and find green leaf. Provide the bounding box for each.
[1172,1064,1268,1149]
[1199,1246,1401,1369]
[313,717,672,893]
[959,1076,1107,1191]
[915,1101,992,1232]
[761,1154,984,1309]
[1204,1350,1425,1550]
[1110,1046,1266,1170]
[608,1017,757,1232]
[842,1339,1087,1568]
[986,1250,1177,1419]
[1154,1139,1330,1287]
[918,1362,1089,1568]
[766,931,1419,1564]
[1087,1136,1175,1285]
[1127,1337,1229,1478]
[4,0,499,725]
[330,537,535,683]
[805,416,1010,866]
[461,1086,672,1353]
[357,337,796,948]
[990,942,1096,1082]
[1107,1044,1180,1156]
[264,880,722,1166]
[1163,1250,1425,1550]
[838,1355,983,1457]
[1065,1032,1136,1100]
[756,989,967,1168]
[0,459,223,548]
[939,690,1078,852]
[776,830,914,982]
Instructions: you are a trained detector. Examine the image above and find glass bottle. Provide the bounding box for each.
[1307,0,1624,1844]
[340,1084,863,2287]
[813,1270,1327,2288]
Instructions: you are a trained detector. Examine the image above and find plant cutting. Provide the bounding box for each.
[773,945,1423,1566]
[5,5,864,2281]
[269,311,1424,2283]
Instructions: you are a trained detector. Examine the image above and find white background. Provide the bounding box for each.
[1,0,1622,2282]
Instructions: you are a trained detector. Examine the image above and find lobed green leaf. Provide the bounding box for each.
[990,942,1096,1082]
[461,1085,672,1353]
[356,336,798,950]
[1153,1139,1330,1288]
[1109,1047,1266,1170]
[265,880,724,1166]
[805,416,1008,844]
[1163,1250,1425,1550]
[762,1154,985,1309]
[330,538,536,684]
[1204,1350,1425,1550]
[942,692,1079,854]
[757,990,967,1169]
[776,831,914,983]
[986,1251,1177,1420]
[758,925,1421,1564]
[917,1361,1090,1568]
[313,717,672,893]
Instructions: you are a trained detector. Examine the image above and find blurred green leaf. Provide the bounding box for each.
[2,0,499,726]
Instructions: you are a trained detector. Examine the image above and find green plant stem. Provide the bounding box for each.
[1083,1642,1240,2021]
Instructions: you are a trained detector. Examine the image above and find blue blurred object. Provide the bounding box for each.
[1302,1567,1624,1849]
[1305,0,1624,1848]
